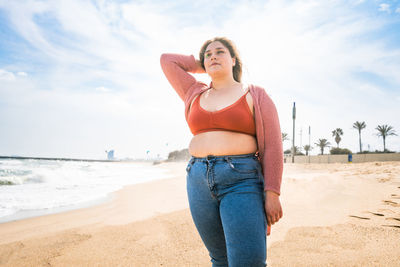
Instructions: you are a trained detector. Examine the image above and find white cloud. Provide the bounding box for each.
[217,0,400,154]
[378,3,390,13]
[353,0,365,5]
[396,7,400,13]
[17,71,27,76]
[95,86,110,92]
[0,0,399,158]
[0,69,16,81]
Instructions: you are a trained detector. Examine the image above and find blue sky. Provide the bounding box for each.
[0,0,399,160]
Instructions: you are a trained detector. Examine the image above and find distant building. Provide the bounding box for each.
[106,150,115,160]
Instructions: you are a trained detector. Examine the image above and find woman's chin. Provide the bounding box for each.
[206,69,227,79]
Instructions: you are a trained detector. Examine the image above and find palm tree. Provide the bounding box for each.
[282,133,289,142]
[375,125,397,152]
[294,146,303,155]
[353,121,366,153]
[303,145,312,156]
[331,128,344,148]
[315,139,331,155]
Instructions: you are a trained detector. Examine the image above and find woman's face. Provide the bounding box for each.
[203,41,235,78]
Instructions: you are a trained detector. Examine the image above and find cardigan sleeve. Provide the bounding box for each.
[259,90,283,195]
[160,53,205,101]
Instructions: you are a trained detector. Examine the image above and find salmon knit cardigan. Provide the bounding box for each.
[160,53,283,195]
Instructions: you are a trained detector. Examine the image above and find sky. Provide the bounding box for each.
[0,0,399,160]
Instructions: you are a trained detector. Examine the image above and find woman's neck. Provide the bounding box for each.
[211,76,240,91]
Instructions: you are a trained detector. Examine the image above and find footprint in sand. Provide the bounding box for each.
[383,200,400,207]
[367,211,385,216]
[378,177,391,182]
[349,215,370,220]
[385,217,400,222]
[377,208,396,214]
[391,194,400,199]
[382,224,400,229]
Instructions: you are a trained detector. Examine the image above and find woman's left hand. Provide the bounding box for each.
[265,191,283,226]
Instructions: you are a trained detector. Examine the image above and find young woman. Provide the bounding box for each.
[160,37,283,267]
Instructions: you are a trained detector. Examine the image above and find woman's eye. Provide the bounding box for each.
[205,50,224,58]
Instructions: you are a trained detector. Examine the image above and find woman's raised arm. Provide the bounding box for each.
[160,53,205,101]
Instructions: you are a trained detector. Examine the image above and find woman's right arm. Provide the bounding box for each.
[160,54,205,101]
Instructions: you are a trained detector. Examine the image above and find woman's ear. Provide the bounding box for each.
[232,57,236,67]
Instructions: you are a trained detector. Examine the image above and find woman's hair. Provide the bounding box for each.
[199,37,242,83]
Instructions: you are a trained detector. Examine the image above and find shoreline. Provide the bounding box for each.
[0,160,176,224]
[0,195,112,224]
[0,162,189,245]
[0,155,159,163]
[1,161,400,266]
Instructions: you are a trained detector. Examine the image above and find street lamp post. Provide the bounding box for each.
[292,102,296,163]
[308,126,311,163]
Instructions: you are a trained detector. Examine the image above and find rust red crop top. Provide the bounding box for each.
[187,89,256,136]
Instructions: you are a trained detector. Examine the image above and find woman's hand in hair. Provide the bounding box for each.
[195,59,205,72]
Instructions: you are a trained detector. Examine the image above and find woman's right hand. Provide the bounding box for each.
[265,190,283,226]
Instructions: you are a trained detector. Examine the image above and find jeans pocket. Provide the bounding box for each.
[186,158,195,173]
[226,157,258,174]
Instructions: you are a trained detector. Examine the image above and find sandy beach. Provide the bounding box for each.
[1,161,400,266]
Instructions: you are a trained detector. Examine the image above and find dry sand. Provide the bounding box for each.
[1,161,400,266]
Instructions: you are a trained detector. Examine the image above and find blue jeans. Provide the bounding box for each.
[186,153,267,267]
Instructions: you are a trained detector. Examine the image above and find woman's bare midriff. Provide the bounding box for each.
[189,131,258,157]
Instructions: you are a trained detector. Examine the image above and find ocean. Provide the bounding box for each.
[0,158,172,223]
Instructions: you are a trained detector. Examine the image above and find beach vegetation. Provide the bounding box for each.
[167,149,191,161]
[357,150,372,154]
[282,132,289,142]
[357,150,395,154]
[303,145,312,156]
[374,150,395,153]
[0,180,15,185]
[315,139,331,155]
[375,125,397,152]
[293,146,304,155]
[284,147,303,155]
[332,128,343,148]
[353,121,366,153]
[330,147,352,155]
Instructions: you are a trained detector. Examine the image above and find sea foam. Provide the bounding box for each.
[0,159,172,222]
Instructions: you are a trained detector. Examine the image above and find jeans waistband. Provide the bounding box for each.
[190,152,259,163]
